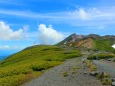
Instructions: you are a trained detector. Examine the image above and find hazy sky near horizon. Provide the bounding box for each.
[0,0,115,54]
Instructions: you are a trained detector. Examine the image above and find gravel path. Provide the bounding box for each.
[93,60,115,77]
[24,57,102,86]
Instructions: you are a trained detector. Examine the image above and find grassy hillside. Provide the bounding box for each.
[0,45,82,86]
[93,38,114,52]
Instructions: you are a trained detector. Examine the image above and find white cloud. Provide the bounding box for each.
[0,10,55,19]
[38,24,64,44]
[0,7,115,28]
[23,25,29,38]
[0,21,27,40]
[112,44,115,49]
[78,8,89,20]
[97,26,105,30]
[0,7,115,25]
[0,45,10,50]
[0,45,26,50]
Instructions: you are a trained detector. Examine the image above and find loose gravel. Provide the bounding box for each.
[24,57,102,86]
[93,60,115,77]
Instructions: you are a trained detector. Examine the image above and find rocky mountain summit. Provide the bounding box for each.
[58,33,115,52]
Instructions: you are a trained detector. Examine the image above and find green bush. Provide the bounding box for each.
[96,72,112,85]
[87,54,115,60]
[102,78,112,85]
[62,72,68,77]
[86,60,97,71]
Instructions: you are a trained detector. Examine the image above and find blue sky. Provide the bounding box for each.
[0,0,115,55]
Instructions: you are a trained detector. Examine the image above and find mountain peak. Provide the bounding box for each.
[57,33,115,52]
[57,33,83,46]
[71,33,77,36]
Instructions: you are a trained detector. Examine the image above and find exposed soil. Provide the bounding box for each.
[75,38,94,49]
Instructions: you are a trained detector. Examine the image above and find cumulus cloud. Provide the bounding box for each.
[38,24,64,44]
[0,21,27,40]
[0,45,10,50]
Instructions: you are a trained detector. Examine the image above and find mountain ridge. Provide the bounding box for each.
[57,33,115,52]
[0,33,114,85]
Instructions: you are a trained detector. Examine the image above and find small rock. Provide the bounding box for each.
[83,61,86,63]
[113,59,115,62]
[107,59,112,61]
[111,81,115,86]
[84,72,88,74]
[90,71,99,77]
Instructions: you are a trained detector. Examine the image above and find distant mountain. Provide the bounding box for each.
[57,33,115,52]
[57,33,84,46]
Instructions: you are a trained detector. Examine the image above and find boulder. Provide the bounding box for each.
[84,72,88,74]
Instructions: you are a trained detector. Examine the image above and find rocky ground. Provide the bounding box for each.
[24,56,102,86]
[93,59,115,77]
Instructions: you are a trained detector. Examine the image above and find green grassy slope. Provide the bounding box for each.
[93,38,114,52]
[0,45,82,86]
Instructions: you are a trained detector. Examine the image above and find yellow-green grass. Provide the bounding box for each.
[87,53,115,60]
[86,60,97,71]
[97,72,112,85]
[93,39,114,52]
[0,45,82,86]
[62,72,68,77]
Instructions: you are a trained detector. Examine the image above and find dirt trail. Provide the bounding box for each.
[24,56,102,86]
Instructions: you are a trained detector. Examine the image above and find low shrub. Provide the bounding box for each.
[102,78,112,85]
[86,60,97,71]
[62,72,68,77]
[96,72,112,85]
[87,54,115,60]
